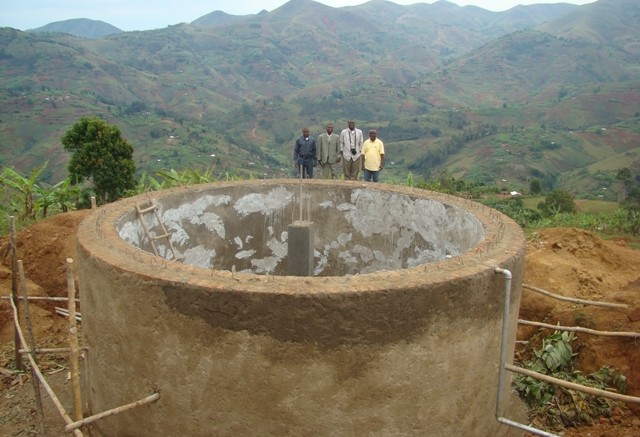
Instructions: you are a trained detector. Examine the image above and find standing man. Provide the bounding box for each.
[362,129,385,183]
[293,127,316,179]
[340,119,364,180]
[316,123,341,179]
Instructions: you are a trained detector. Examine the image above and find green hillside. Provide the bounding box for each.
[0,0,639,200]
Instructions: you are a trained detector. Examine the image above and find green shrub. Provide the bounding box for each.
[514,331,627,431]
[538,190,577,217]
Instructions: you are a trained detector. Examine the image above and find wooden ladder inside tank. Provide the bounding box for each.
[135,202,177,260]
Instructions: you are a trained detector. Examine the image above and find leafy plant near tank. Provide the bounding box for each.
[0,164,91,230]
[513,330,628,431]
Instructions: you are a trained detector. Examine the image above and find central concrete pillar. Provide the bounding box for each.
[287,220,315,276]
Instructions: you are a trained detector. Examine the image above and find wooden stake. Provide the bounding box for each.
[67,258,83,422]
[19,260,45,436]
[10,217,23,372]
[8,287,83,437]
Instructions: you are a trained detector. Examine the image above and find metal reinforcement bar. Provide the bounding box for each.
[496,417,558,437]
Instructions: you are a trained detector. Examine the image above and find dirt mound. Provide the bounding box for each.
[0,215,639,435]
[0,209,92,298]
[521,228,640,436]
[522,227,640,376]
[524,228,639,301]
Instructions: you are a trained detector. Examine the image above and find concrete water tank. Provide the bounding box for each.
[77,179,526,436]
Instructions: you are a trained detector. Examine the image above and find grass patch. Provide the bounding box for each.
[522,197,619,215]
[575,199,619,215]
[522,196,545,209]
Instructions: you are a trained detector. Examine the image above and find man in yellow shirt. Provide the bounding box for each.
[361,129,385,182]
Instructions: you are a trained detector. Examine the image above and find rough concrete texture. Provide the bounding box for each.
[287,221,315,276]
[77,179,527,436]
[116,180,485,275]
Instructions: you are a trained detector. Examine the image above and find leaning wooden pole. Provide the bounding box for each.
[0,296,79,302]
[523,283,628,309]
[18,260,46,435]
[67,259,83,422]
[65,392,160,432]
[8,289,83,437]
[10,217,23,371]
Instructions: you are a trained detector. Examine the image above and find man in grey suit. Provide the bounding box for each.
[316,123,341,179]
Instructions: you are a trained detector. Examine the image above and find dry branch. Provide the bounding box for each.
[65,392,161,432]
[518,319,640,338]
[20,347,88,355]
[523,283,628,309]
[506,363,640,404]
[0,296,80,302]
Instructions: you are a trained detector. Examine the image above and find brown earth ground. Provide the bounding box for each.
[0,210,639,436]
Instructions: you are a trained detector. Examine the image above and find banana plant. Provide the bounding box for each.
[0,163,47,221]
[36,178,89,217]
[155,166,216,188]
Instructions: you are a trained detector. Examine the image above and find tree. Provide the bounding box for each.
[615,167,633,201]
[529,178,542,195]
[62,117,136,204]
[537,189,576,217]
[622,186,640,212]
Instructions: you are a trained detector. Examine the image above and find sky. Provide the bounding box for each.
[0,0,597,32]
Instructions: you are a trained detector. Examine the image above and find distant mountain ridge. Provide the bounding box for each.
[1,0,639,199]
[27,18,122,39]
[22,0,578,40]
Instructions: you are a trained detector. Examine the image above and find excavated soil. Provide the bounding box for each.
[0,211,639,436]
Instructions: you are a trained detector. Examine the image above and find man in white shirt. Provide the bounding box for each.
[339,119,364,180]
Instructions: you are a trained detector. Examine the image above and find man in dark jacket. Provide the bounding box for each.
[293,127,317,179]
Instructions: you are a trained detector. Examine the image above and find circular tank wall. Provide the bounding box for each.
[116,180,486,275]
[77,179,526,436]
